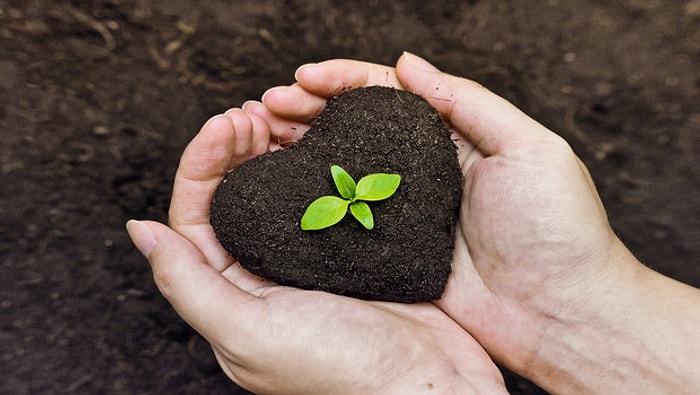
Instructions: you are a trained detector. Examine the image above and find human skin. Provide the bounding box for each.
[126,102,508,391]
[128,51,700,394]
[256,52,700,394]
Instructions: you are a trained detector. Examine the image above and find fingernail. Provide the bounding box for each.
[402,51,439,72]
[126,220,157,258]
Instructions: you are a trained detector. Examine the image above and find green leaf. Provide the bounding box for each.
[354,173,401,201]
[330,165,356,200]
[349,201,374,230]
[300,196,349,230]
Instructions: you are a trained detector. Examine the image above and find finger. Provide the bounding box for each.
[242,100,309,144]
[245,110,277,155]
[294,59,404,97]
[261,84,327,123]
[220,260,276,293]
[224,108,276,160]
[170,114,237,227]
[223,108,254,165]
[169,114,246,271]
[126,220,263,346]
[396,52,557,157]
[257,59,405,147]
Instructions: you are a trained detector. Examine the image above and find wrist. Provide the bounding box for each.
[367,352,510,395]
[373,374,509,395]
[526,239,700,394]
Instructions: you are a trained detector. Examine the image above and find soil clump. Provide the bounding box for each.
[211,86,463,302]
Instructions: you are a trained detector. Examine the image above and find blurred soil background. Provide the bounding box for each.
[1,1,698,394]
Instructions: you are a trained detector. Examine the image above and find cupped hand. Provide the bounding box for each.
[127,107,507,394]
[261,52,638,386]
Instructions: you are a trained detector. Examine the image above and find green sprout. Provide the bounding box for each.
[301,165,401,231]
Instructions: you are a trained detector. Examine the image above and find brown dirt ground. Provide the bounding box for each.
[1,1,697,394]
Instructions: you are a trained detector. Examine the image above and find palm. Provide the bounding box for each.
[213,286,500,394]
[439,141,615,365]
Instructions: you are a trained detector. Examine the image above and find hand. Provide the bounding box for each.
[126,109,507,393]
[259,50,617,363]
[260,52,700,393]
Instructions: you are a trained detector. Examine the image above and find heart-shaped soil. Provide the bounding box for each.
[211,86,462,302]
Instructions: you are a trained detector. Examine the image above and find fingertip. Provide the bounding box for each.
[241,100,269,123]
[190,113,236,156]
[223,106,245,118]
[400,51,440,73]
[294,62,319,83]
[293,59,361,95]
[395,53,456,105]
[129,220,215,299]
[126,220,204,298]
[260,86,282,105]
[126,219,157,258]
[396,54,538,155]
[200,113,234,137]
[179,113,237,179]
[224,107,254,136]
[241,99,262,110]
[260,86,290,112]
[222,108,253,159]
[261,84,327,123]
[245,111,273,157]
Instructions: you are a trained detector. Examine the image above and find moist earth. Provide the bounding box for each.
[211,86,462,303]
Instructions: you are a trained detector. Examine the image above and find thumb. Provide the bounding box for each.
[396,52,554,156]
[126,220,260,343]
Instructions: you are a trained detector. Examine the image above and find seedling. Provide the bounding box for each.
[301,165,401,231]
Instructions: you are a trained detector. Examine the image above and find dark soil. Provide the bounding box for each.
[211,86,462,303]
[1,1,697,394]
